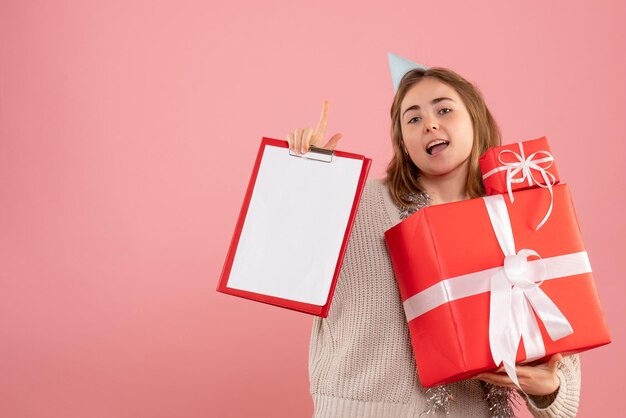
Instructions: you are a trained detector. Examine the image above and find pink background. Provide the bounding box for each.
[1,1,624,417]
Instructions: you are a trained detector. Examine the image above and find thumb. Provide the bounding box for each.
[324,133,343,150]
[548,353,563,370]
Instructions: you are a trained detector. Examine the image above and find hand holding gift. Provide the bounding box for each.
[476,353,562,396]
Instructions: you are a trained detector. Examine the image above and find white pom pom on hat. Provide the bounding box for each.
[388,52,429,93]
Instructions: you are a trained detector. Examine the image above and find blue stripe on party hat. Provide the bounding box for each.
[388,52,429,93]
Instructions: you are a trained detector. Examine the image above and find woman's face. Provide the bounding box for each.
[400,77,474,177]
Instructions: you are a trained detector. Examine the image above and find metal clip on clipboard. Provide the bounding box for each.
[288,145,334,163]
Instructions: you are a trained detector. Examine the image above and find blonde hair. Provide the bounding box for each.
[385,67,501,207]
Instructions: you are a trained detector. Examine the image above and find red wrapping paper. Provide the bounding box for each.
[479,136,560,196]
[384,184,610,387]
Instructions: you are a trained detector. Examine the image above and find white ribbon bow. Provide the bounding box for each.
[482,142,557,230]
[483,195,573,389]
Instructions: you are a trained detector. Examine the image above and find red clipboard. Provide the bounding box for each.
[217,137,371,316]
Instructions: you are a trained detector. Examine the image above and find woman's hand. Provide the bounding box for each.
[287,101,343,155]
[475,353,562,396]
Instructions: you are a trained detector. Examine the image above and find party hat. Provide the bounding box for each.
[388,52,428,93]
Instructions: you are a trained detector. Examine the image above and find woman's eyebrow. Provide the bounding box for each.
[402,97,455,117]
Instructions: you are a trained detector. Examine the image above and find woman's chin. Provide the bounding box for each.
[421,164,458,177]
[419,159,470,178]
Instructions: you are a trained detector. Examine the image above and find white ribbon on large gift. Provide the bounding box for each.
[402,194,592,389]
[482,142,557,230]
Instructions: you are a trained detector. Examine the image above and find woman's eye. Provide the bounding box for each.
[439,108,452,115]
[408,116,421,124]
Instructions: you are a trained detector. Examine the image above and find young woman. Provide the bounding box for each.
[287,56,581,417]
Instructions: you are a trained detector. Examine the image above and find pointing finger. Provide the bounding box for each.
[314,100,330,140]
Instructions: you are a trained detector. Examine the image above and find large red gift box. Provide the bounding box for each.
[479,136,560,197]
[384,184,610,388]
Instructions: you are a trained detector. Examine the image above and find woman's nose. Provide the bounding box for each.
[423,119,438,133]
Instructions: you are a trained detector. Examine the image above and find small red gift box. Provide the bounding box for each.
[479,136,560,197]
[384,184,610,388]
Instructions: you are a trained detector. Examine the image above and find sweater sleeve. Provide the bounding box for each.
[524,354,581,418]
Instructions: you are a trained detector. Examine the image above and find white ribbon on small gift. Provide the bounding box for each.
[402,194,591,389]
[482,142,557,230]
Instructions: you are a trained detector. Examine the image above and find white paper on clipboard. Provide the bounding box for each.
[226,143,364,306]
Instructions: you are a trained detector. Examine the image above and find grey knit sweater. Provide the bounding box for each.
[309,178,581,417]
